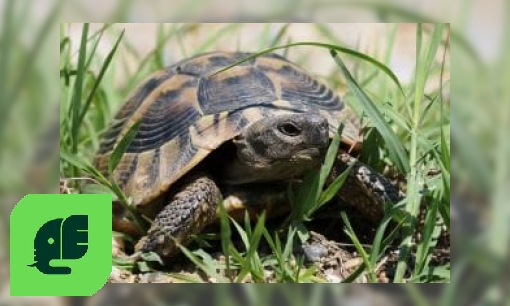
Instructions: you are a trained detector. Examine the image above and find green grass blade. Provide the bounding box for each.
[269,23,291,47]
[69,23,89,154]
[441,127,450,171]
[319,124,343,191]
[83,29,104,71]
[413,198,440,276]
[433,148,450,204]
[230,216,250,250]
[82,183,118,200]
[289,125,345,223]
[331,51,410,173]
[60,37,70,57]
[316,163,352,208]
[369,212,397,266]
[236,212,267,283]
[60,150,105,181]
[154,24,166,68]
[78,30,125,128]
[423,25,445,79]
[108,121,140,175]
[289,170,320,223]
[341,212,377,282]
[178,247,229,283]
[282,227,297,261]
[218,199,233,281]
[140,251,164,266]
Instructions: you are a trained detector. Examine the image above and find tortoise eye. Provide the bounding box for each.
[278,122,302,136]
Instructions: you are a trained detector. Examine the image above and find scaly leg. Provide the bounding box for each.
[135,175,222,258]
[331,153,404,221]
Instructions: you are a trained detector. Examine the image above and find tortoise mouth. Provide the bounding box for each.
[292,147,326,162]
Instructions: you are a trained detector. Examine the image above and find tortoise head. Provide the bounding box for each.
[224,113,329,184]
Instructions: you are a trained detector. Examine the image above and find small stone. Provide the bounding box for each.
[302,243,328,263]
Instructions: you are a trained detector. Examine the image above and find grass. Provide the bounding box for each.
[60,23,450,283]
[0,0,60,256]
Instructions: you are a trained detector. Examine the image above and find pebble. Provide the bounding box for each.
[302,243,328,262]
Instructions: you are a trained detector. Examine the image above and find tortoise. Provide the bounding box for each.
[94,52,402,259]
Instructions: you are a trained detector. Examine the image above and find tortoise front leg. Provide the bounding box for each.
[331,153,404,221]
[135,175,222,258]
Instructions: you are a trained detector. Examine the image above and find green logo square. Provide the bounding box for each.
[10,194,112,296]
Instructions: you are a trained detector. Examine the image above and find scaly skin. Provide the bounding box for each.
[135,176,221,258]
[331,153,404,220]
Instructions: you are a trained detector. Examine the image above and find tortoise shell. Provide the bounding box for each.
[94,52,359,207]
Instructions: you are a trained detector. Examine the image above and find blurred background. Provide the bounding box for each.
[0,0,505,304]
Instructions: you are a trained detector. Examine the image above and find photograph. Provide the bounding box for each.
[59,23,450,284]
